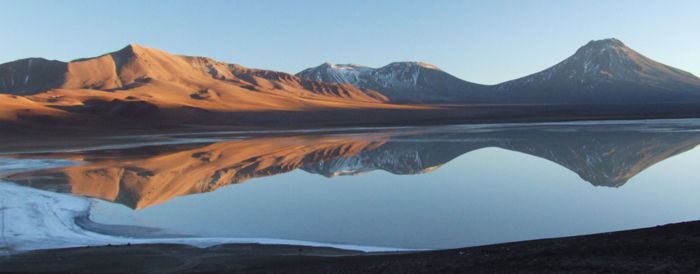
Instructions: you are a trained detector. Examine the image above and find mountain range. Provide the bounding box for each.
[0,44,413,133]
[0,44,386,102]
[296,39,700,104]
[1,38,699,133]
[295,62,490,103]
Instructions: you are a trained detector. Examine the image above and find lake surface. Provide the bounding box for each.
[2,119,700,252]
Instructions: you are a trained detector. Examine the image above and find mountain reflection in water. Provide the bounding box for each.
[3,120,700,210]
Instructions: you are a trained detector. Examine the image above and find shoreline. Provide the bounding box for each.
[4,102,700,139]
[2,220,699,273]
[3,117,700,155]
[0,180,413,255]
[3,120,700,256]
[2,171,700,271]
[2,120,700,272]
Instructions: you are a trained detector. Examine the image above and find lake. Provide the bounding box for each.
[2,119,700,253]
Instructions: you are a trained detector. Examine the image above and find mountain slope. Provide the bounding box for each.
[0,45,408,130]
[298,39,700,105]
[494,38,700,103]
[296,62,490,103]
[2,40,700,133]
[0,58,68,96]
[0,44,388,103]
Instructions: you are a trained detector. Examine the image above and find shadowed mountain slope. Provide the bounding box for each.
[0,45,407,132]
[296,62,490,103]
[494,38,700,103]
[2,40,700,134]
[0,45,464,134]
[0,44,388,103]
[297,39,700,104]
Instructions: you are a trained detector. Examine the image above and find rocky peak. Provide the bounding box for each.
[576,38,625,53]
[0,58,67,95]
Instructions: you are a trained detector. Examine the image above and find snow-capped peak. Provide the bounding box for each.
[298,61,440,94]
[295,61,440,90]
[296,61,489,103]
[496,38,685,92]
[382,61,441,71]
[321,63,371,70]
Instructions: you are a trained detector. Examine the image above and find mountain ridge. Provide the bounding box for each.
[296,61,489,103]
[2,39,700,134]
[493,38,700,103]
[0,44,388,104]
[297,38,700,104]
[0,44,415,132]
[3,39,699,105]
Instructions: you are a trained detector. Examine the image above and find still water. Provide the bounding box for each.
[2,119,700,250]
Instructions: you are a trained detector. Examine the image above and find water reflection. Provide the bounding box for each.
[3,120,700,210]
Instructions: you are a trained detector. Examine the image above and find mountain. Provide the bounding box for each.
[0,58,68,96]
[2,39,700,134]
[496,38,700,104]
[298,39,700,104]
[0,45,387,103]
[295,62,490,103]
[0,44,402,131]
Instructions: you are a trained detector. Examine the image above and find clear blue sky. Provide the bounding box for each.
[1,0,698,84]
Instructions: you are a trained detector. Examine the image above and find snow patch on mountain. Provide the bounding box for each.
[297,62,438,89]
[297,61,487,103]
[496,39,625,92]
[495,38,700,97]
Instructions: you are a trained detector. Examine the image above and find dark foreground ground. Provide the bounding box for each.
[2,221,699,274]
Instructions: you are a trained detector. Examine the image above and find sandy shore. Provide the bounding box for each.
[1,220,699,273]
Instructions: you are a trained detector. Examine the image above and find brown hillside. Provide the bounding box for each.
[0,45,432,132]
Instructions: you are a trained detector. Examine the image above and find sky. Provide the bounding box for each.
[1,0,698,85]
